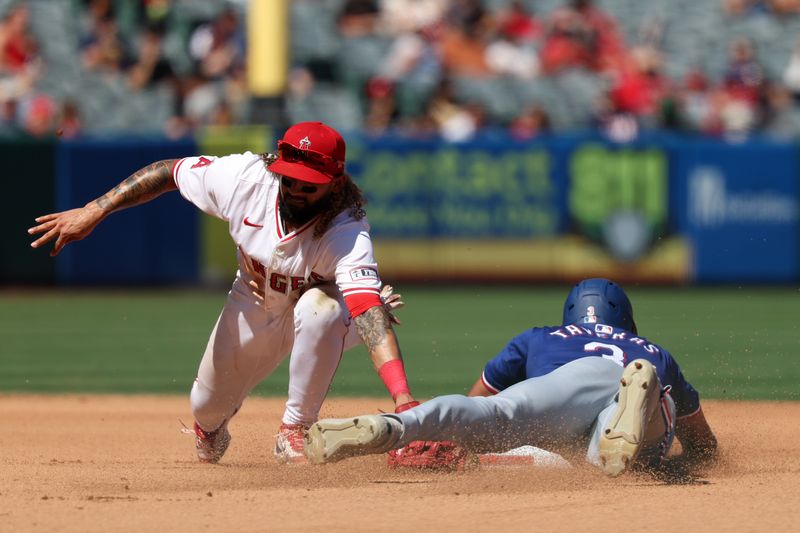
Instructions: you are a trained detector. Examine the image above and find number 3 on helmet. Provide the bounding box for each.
[562,278,637,334]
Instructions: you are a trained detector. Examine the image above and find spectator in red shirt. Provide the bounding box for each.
[609,46,669,118]
[539,0,625,74]
[0,4,39,73]
[572,0,625,71]
[498,1,542,44]
[539,8,594,74]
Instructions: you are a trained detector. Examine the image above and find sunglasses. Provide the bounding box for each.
[277,141,343,177]
[281,176,319,194]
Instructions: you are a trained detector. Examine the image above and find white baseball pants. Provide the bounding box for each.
[190,280,362,432]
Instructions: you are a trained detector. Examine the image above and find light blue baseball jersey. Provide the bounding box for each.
[482,323,701,418]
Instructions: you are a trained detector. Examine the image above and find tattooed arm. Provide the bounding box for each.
[29,159,178,256]
[354,305,416,408]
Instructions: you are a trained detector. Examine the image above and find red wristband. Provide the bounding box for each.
[394,400,419,413]
[377,359,411,400]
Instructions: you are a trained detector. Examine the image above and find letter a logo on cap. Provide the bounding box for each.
[299,136,311,150]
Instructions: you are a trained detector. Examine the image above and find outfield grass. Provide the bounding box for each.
[0,286,797,400]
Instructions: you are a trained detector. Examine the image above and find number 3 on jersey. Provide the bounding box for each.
[584,342,626,367]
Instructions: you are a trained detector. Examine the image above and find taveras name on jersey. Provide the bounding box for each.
[482,322,701,418]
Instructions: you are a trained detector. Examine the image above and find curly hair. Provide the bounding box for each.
[261,152,367,238]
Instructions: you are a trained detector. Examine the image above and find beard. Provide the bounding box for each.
[278,192,333,227]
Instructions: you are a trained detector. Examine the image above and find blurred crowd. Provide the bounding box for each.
[0,0,247,139]
[290,0,800,142]
[5,0,800,141]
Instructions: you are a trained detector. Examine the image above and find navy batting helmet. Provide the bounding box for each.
[562,278,637,334]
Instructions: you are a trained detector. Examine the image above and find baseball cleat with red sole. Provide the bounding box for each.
[274,423,309,464]
[193,421,231,464]
[598,359,662,476]
[304,415,398,464]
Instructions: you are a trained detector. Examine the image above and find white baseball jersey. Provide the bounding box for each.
[172,152,383,318]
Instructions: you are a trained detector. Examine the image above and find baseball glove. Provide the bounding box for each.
[387,401,470,470]
[380,284,404,324]
[387,440,469,470]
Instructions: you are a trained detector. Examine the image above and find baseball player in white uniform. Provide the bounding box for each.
[29,121,421,464]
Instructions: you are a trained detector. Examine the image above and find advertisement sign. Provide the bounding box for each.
[4,131,793,286]
[347,134,690,282]
[673,140,799,282]
[568,142,671,261]
[346,136,563,238]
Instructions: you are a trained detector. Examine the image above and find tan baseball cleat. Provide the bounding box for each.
[304,415,399,464]
[599,359,667,476]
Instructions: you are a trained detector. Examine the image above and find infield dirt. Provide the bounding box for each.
[1,395,797,532]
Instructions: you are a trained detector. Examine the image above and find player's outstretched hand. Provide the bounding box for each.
[380,284,404,325]
[28,205,105,256]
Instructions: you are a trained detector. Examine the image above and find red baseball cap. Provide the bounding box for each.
[268,121,346,184]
